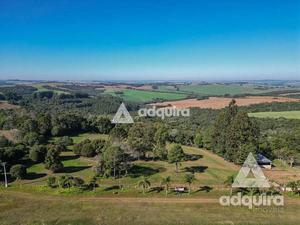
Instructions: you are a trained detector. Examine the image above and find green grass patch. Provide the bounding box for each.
[249,111,300,119]
[106,89,188,102]
[70,133,109,144]
[177,84,268,96]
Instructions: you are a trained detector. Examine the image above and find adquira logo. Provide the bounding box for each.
[219,152,284,209]
[111,103,134,124]
[232,152,270,188]
[111,103,190,124]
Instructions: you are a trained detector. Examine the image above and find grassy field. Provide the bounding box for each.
[69,133,109,144]
[249,111,300,119]
[21,145,239,189]
[105,89,188,102]
[0,189,299,225]
[31,84,69,94]
[177,84,272,96]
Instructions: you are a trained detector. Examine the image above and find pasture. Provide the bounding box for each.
[105,89,188,102]
[249,110,300,119]
[151,96,299,109]
[0,189,300,225]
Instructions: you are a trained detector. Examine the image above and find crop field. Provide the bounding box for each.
[249,110,300,119]
[151,96,299,109]
[105,89,188,102]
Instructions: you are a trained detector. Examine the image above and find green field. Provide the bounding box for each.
[249,111,300,119]
[23,145,238,189]
[69,133,109,144]
[177,84,271,96]
[105,89,188,102]
[31,84,69,94]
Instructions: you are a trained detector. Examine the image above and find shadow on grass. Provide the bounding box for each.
[61,154,80,161]
[104,185,120,191]
[194,186,213,193]
[63,166,91,173]
[148,186,163,193]
[184,166,208,173]
[185,154,203,161]
[128,165,165,178]
[25,172,47,180]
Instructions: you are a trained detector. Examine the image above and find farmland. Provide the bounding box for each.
[151,96,299,109]
[105,88,189,102]
[249,110,300,119]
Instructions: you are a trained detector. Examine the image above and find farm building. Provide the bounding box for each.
[257,154,272,169]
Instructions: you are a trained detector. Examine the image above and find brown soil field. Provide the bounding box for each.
[0,101,19,109]
[151,96,300,109]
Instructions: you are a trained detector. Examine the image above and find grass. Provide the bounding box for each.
[23,145,238,189]
[177,84,269,96]
[105,89,188,102]
[31,84,69,94]
[249,111,300,119]
[3,144,300,225]
[0,190,299,225]
[70,133,109,144]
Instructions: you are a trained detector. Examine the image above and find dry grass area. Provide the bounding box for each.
[0,129,18,143]
[0,101,19,110]
[151,96,299,109]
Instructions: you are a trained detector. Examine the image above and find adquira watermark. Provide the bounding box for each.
[219,152,284,209]
[111,102,190,124]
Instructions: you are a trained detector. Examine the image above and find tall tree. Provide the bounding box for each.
[168,144,185,173]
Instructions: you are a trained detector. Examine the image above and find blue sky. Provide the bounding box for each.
[0,0,299,80]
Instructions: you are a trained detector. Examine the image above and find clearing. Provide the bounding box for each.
[0,101,19,110]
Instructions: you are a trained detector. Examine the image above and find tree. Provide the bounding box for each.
[194,132,203,148]
[29,145,47,162]
[211,100,259,164]
[224,174,235,195]
[22,132,44,146]
[101,144,126,178]
[44,145,63,173]
[10,164,27,179]
[91,116,114,134]
[168,144,185,173]
[0,135,9,147]
[161,176,171,196]
[153,123,168,160]
[47,176,57,188]
[127,123,155,159]
[137,176,151,194]
[55,136,73,147]
[184,173,196,194]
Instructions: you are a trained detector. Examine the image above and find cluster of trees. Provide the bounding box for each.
[211,100,260,164]
[73,139,105,157]
[47,174,98,190]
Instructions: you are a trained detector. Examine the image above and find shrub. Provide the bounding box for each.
[10,164,27,179]
[44,145,63,173]
[47,176,57,188]
[29,145,47,162]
